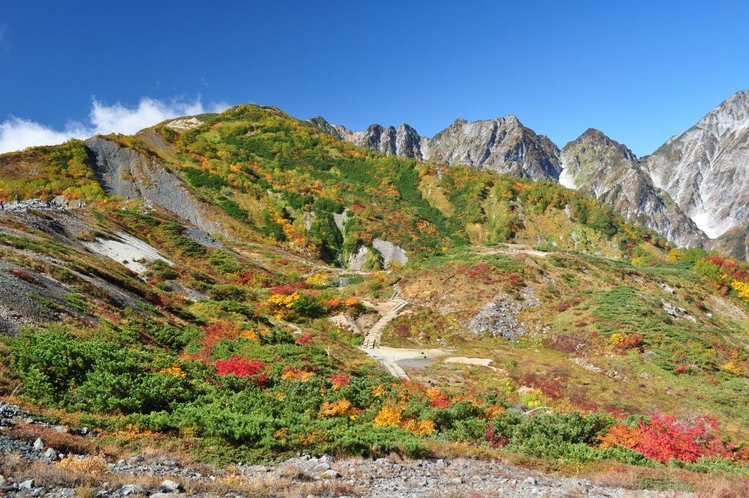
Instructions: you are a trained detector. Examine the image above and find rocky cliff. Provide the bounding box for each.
[86,136,226,236]
[645,90,749,240]
[311,115,561,180]
[560,129,705,248]
[424,116,561,180]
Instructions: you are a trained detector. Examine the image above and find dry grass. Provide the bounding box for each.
[426,440,499,461]
[7,423,93,454]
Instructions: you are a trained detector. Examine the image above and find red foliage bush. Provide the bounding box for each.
[295,332,314,345]
[200,321,240,356]
[237,273,255,285]
[466,264,490,279]
[214,356,265,377]
[599,413,733,463]
[507,273,524,288]
[329,373,351,390]
[484,424,509,449]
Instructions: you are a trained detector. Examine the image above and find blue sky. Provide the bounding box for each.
[1,1,748,156]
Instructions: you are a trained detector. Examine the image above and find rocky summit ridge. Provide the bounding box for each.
[559,129,705,249]
[645,90,749,242]
[316,90,749,256]
[312,114,561,181]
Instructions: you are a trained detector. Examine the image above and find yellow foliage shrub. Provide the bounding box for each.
[373,405,402,428]
[722,353,747,375]
[159,365,186,378]
[318,399,361,419]
[305,273,330,287]
[731,280,749,300]
[610,333,624,345]
[667,248,683,262]
[267,291,301,309]
[403,419,436,436]
[370,384,386,397]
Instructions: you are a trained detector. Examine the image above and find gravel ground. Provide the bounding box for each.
[0,402,694,497]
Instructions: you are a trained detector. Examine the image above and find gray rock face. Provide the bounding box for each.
[424,116,561,180]
[347,245,369,271]
[312,115,561,180]
[560,129,705,248]
[85,137,224,236]
[355,123,425,159]
[372,238,408,268]
[467,300,526,340]
[346,239,408,270]
[646,90,749,240]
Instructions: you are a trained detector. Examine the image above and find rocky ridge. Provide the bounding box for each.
[312,115,562,181]
[560,129,705,248]
[645,90,749,241]
[314,90,749,254]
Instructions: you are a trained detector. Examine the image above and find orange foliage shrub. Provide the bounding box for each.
[281,366,313,382]
[318,399,361,419]
[425,387,451,409]
[598,413,733,463]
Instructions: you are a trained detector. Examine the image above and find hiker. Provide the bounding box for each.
[0,200,4,210]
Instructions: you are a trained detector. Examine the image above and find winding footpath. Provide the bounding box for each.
[360,285,411,380]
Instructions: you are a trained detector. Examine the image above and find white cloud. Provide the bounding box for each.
[0,97,230,154]
[0,117,89,153]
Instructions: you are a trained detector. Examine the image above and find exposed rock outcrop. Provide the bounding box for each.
[347,239,408,270]
[311,115,561,180]
[645,90,749,240]
[560,129,705,248]
[372,238,408,268]
[85,137,225,236]
[424,116,561,180]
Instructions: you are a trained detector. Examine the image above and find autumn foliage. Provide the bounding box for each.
[215,356,265,377]
[598,413,733,463]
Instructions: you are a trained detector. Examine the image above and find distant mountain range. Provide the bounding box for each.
[313,90,749,256]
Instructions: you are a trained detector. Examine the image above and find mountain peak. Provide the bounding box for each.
[646,90,749,241]
[580,128,606,140]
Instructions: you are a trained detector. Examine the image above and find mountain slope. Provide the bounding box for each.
[316,91,749,255]
[4,103,749,488]
[646,90,749,240]
[560,129,705,248]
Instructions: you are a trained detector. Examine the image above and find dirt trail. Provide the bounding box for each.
[359,284,498,381]
[361,285,407,349]
[359,285,412,379]
[479,243,551,258]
